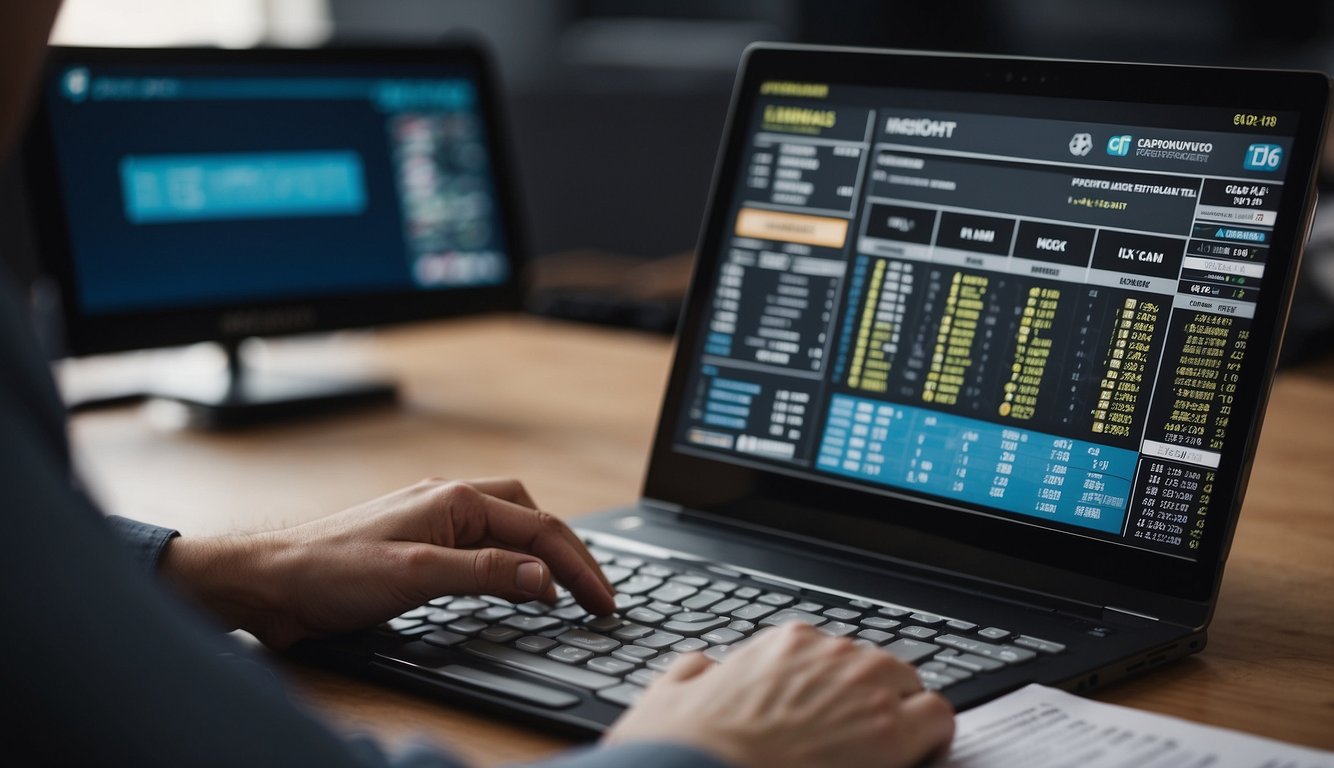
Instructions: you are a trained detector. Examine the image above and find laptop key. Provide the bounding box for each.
[921,660,973,680]
[558,629,620,654]
[585,615,623,632]
[515,635,558,653]
[638,564,673,578]
[474,606,515,622]
[446,618,489,635]
[885,638,941,664]
[793,601,825,613]
[551,605,589,621]
[820,621,859,637]
[709,581,738,594]
[759,609,826,628]
[861,616,901,630]
[597,683,644,707]
[547,645,594,664]
[446,598,489,613]
[702,628,744,645]
[624,607,666,625]
[461,640,620,690]
[627,668,660,687]
[1013,635,1066,654]
[648,651,682,670]
[946,619,978,632]
[479,626,523,644]
[386,617,422,632]
[422,629,468,647]
[671,575,711,587]
[613,594,648,611]
[649,583,699,604]
[661,617,729,636]
[758,593,796,607]
[849,599,875,609]
[728,619,756,632]
[878,606,911,617]
[938,652,1003,672]
[610,623,654,641]
[682,591,725,610]
[672,638,709,653]
[918,669,957,691]
[612,646,657,663]
[635,631,685,649]
[502,615,562,632]
[857,628,895,644]
[710,598,747,615]
[899,626,939,640]
[587,656,636,676]
[733,587,761,599]
[615,557,644,569]
[600,565,636,584]
[935,634,1035,664]
[618,576,663,595]
[977,627,1012,641]
[909,612,944,626]
[732,603,776,621]
[824,607,862,621]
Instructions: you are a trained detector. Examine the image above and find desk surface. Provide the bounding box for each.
[69,316,1334,763]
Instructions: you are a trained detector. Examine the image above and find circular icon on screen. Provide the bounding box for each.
[63,67,90,103]
[1068,132,1093,156]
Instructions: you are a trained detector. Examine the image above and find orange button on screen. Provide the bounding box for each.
[734,208,848,248]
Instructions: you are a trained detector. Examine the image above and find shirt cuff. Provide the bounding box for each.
[106,516,180,572]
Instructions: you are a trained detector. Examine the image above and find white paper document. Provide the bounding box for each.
[937,684,1333,768]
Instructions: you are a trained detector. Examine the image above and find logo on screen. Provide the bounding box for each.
[1243,144,1282,172]
[1106,135,1132,156]
[1068,133,1093,156]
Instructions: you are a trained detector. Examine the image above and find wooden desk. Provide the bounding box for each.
[68,316,1334,763]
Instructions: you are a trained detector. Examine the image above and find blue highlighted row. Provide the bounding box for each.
[120,151,367,224]
[816,394,1137,534]
[80,74,475,112]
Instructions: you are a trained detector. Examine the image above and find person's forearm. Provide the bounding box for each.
[160,532,297,644]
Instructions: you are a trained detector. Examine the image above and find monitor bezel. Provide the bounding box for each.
[643,44,1330,618]
[23,44,527,356]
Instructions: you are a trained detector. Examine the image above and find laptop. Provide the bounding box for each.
[301,45,1330,735]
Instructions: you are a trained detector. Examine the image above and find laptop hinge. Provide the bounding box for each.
[640,498,683,514]
[1104,605,1160,622]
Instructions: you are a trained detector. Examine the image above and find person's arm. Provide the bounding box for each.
[156,477,616,649]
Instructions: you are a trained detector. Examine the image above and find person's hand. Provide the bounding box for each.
[159,477,616,649]
[605,622,955,768]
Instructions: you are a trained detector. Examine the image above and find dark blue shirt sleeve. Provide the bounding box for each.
[106,515,179,571]
[0,275,732,768]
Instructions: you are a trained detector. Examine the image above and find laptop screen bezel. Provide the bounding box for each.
[643,44,1329,611]
[23,44,528,357]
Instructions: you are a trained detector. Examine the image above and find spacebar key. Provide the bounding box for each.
[461,640,619,690]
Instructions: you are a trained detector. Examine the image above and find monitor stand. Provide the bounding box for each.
[149,340,397,428]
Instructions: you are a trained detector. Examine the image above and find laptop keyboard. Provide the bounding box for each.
[378,542,1067,708]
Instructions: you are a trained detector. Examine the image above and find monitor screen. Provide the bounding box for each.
[660,60,1314,568]
[26,46,523,353]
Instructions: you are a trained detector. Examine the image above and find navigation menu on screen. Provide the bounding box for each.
[675,84,1296,560]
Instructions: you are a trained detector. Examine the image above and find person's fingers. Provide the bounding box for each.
[420,479,614,601]
[408,545,554,604]
[426,483,615,613]
[856,646,926,698]
[465,477,539,510]
[895,691,956,764]
[660,651,713,682]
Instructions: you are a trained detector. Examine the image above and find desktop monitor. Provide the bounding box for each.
[23,45,525,424]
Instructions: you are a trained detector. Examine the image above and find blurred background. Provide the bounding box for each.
[19,0,1334,362]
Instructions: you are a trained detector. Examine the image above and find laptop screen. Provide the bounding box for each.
[661,51,1322,572]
